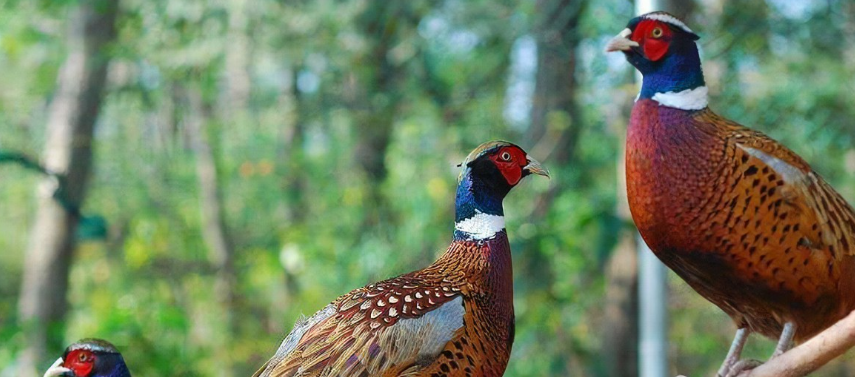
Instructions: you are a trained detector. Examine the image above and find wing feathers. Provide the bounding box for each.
[734,140,855,260]
[259,280,466,377]
[254,304,337,377]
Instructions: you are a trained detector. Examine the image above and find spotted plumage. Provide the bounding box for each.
[43,338,130,377]
[254,141,548,377]
[609,11,855,376]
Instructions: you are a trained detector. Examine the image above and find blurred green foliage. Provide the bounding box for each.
[1,0,854,376]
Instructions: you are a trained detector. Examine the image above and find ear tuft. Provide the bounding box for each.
[686,30,700,41]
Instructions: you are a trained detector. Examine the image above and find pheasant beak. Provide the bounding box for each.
[605,28,639,52]
[44,357,73,377]
[523,156,549,178]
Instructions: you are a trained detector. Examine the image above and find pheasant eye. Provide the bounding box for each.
[78,353,88,362]
[501,152,511,161]
[651,27,663,38]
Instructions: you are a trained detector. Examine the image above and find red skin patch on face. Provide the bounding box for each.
[489,146,527,186]
[64,350,95,377]
[632,20,673,62]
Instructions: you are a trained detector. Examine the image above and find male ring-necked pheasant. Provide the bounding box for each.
[607,11,855,376]
[254,141,549,377]
[43,338,130,377]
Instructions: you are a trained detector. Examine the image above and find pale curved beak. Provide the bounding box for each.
[605,28,639,53]
[523,156,550,178]
[43,358,72,377]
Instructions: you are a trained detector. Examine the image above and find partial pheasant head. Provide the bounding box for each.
[454,141,548,240]
[44,339,130,377]
[606,12,708,110]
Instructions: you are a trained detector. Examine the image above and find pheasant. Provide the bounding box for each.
[607,11,855,376]
[253,141,548,377]
[43,338,130,377]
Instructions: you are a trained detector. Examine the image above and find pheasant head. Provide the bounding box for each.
[44,339,130,377]
[454,140,548,240]
[606,11,708,110]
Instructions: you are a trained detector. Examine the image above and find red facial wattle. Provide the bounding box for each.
[632,20,672,62]
[489,147,527,186]
[64,350,95,377]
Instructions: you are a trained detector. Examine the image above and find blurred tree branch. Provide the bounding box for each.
[0,151,80,216]
[0,151,57,177]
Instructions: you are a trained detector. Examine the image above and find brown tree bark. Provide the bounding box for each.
[185,86,238,376]
[16,0,118,375]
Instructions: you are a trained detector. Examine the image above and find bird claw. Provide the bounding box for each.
[716,356,738,377]
[722,359,763,377]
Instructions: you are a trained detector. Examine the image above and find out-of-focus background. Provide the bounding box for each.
[1,0,854,376]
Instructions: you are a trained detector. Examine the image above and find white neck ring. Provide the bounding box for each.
[455,212,505,240]
[651,85,708,110]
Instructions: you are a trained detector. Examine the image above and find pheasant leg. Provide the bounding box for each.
[772,322,796,357]
[717,328,750,377]
[723,322,797,377]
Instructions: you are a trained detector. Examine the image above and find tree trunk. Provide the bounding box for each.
[523,0,585,266]
[517,0,585,311]
[224,0,251,115]
[186,86,238,376]
[602,44,640,377]
[349,3,412,228]
[527,0,584,155]
[845,0,855,67]
[603,147,640,377]
[17,0,118,375]
[604,235,640,376]
[523,0,586,373]
[528,0,586,217]
[267,64,304,334]
[278,65,307,226]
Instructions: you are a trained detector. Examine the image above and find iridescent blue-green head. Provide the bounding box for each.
[606,12,707,109]
[454,141,549,240]
[44,339,130,377]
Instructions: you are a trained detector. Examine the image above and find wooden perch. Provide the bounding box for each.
[678,310,855,377]
[739,309,855,377]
